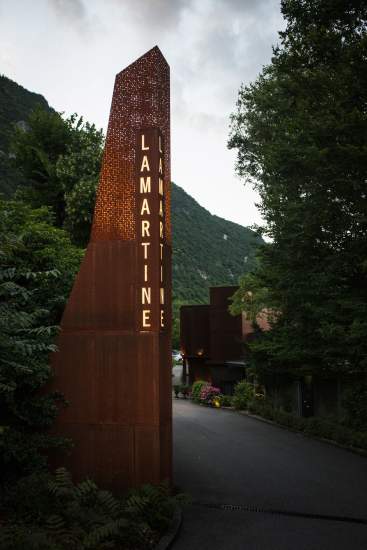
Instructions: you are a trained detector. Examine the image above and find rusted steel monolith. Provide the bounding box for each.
[51,46,171,490]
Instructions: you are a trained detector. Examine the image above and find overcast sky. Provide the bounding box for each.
[0,0,284,229]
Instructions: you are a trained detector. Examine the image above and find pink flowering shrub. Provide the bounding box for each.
[199,385,221,406]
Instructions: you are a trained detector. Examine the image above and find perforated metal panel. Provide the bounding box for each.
[92,46,171,242]
[50,47,172,491]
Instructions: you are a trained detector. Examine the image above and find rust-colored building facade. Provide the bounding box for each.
[180,287,246,394]
[51,47,172,491]
[181,288,343,418]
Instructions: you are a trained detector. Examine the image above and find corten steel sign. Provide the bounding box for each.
[51,46,172,490]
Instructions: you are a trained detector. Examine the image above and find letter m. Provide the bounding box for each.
[140,176,151,193]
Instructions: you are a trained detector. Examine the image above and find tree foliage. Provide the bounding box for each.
[228,0,367,375]
[0,200,82,483]
[229,271,270,321]
[12,109,104,245]
[56,116,104,246]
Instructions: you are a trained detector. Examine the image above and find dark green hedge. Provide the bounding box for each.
[248,399,367,451]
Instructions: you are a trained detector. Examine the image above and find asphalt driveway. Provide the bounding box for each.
[172,399,367,549]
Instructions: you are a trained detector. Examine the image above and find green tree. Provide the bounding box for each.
[1,200,84,323]
[11,107,71,225]
[229,271,270,321]
[56,116,104,246]
[228,0,367,376]
[0,200,82,482]
[12,109,103,244]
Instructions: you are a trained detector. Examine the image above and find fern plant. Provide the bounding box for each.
[0,468,181,550]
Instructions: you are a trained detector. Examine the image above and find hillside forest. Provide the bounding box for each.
[0,73,262,348]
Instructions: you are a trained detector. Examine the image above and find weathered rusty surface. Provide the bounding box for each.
[209,287,242,362]
[51,46,172,491]
[180,287,245,390]
[92,46,170,243]
[180,287,242,363]
[180,305,210,358]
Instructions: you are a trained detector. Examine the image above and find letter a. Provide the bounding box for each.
[140,198,150,215]
[159,178,164,196]
[141,155,150,172]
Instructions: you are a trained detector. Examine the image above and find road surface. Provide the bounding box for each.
[172,399,367,550]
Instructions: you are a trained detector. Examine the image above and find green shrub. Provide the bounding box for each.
[220,395,233,407]
[0,468,181,550]
[191,380,207,402]
[173,384,181,398]
[232,380,254,410]
[341,382,367,431]
[247,398,367,451]
[248,397,274,419]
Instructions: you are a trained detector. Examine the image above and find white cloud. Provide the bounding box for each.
[0,0,285,228]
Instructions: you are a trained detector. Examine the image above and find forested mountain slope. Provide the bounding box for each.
[170,183,262,343]
[0,75,263,344]
[171,182,261,304]
[0,75,51,196]
[0,75,50,151]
